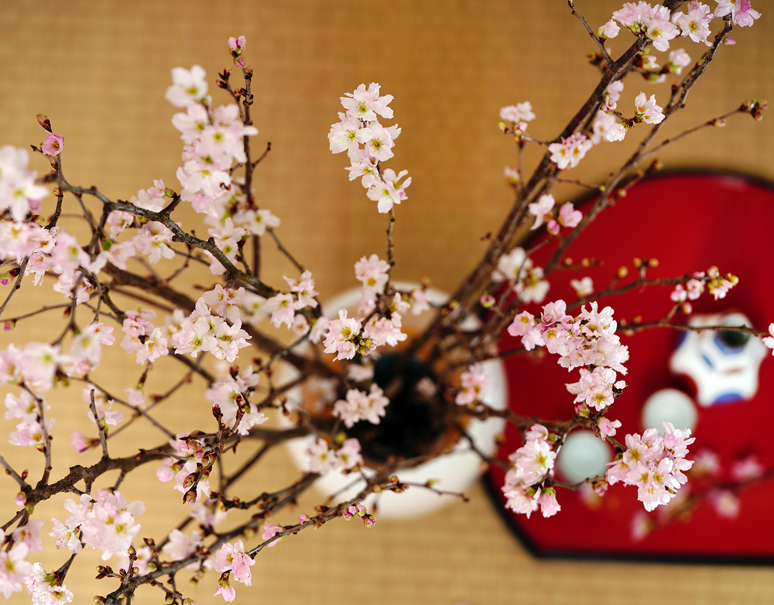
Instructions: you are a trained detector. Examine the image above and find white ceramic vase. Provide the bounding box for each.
[279,283,507,519]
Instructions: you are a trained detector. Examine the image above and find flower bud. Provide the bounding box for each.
[37,114,52,132]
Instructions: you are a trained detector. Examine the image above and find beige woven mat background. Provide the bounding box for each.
[1,1,774,603]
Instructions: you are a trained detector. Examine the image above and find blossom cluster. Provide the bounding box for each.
[25,561,74,604]
[543,1,762,167]
[264,270,319,335]
[205,365,267,435]
[606,421,694,511]
[322,297,409,362]
[501,424,561,518]
[491,247,550,304]
[212,539,255,602]
[603,1,760,52]
[5,389,53,450]
[156,368,265,504]
[329,83,410,214]
[166,58,284,279]
[170,288,251,363]
[50,490,145,561]
[508,300,630,374]
[670,266,739,312]
[307,436,363,474]
[527,194,583,233]
[0,146,48,223]
[566,366,627,413]
[548,133,594,170]
[157,432,214,503]
[0,521,59,601]
[333,383,390,428]
[455,363,490,406]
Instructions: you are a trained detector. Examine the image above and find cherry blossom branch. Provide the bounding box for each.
[638,106,745,162]
[220,443,270,494]
[56,178,280,298]
[569,271,691,310]
[555,177,603,190]
[410,8,671,354]
[99,467,334,603]
[21,446,171,507]
[399,480,471,502]
[641,468,774,537]
[542,22,732,275]
[621,319,768,336]
[104,261,335,378]
[24,386,55,487]
[0,257,28,319]
[386,207,396,278]
[454,421,510,470]
[460,402,623,451]
[45,187,64,230]
[568,0,614,68]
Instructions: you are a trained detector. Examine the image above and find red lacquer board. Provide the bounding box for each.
[485,172,774,562]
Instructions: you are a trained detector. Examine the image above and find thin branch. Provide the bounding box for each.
[0,454,28,489]
[0,258,29,319]
[266,228,305,273]
[569,0,614,68]
[89,389,110,459]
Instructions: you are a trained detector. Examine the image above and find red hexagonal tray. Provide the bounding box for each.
[486,172,774,563]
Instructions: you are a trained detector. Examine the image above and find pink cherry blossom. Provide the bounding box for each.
[499,102,535,123]
[570,277,593,297]
[165,65,208,108]
[336,437,363,470]
[323,309,362,361]
[598,416,622,437]
[730,454,764,481]
[528,194,555,230]
[538,487,561,517]
[710,489,740,518]
[334,384,390,427]
[0,543,32,598]
[669,48,692,75]
[606,123,627,141]
[340,83,394,122]
[366,178,401,214]
[228,35,247,67]
[262,523,283,546]
[602,81,624,113]
[715,0,761,27]
[634,92,665,124]
[161,529,203,562]
[455,363,490,405]
[362,312,407,348]
[41,133,64,157]
[329,116,373,154]
[215,579,236,602]
[507,311,536,338]
[548,133,592,170]
[307,437,337,474]
[674,2,714,45]
[558,201,582,228]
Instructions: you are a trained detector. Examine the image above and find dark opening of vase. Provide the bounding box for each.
[347,354,452,465]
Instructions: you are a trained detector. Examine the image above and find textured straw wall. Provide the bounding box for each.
[1,1,773,604]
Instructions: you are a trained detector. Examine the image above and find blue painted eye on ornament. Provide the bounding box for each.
[669,312,767,407]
